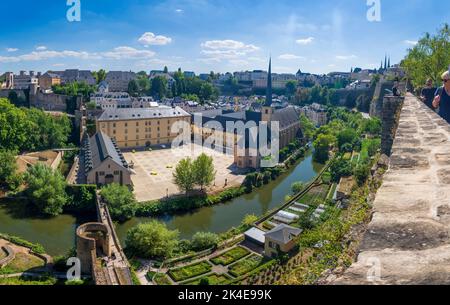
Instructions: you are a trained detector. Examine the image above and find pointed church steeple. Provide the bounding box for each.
[384,54,387,70]
[388,56,391,68]
[264,57,273,106]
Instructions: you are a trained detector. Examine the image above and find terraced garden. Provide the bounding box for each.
[210,246,250,266]
[168,261,212,282]
[182,273,232,285]
[229,254,265,277]
[153,273,172,285]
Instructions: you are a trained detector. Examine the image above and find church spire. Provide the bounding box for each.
[265,57,273,106]
[384,54,387,70]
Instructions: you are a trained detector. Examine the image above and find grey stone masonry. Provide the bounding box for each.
[381,95,404,156]
[333,93,450,284]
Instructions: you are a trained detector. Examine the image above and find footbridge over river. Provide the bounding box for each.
[76,195,133,285]
[333,93,450,284]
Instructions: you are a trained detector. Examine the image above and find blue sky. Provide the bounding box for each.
[1,0,449,74]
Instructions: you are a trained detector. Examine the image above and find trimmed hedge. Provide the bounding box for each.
[135,187,246,217]
[168,261,212,282]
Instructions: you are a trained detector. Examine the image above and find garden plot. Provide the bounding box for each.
[210,246,250,266]
[168,261,212,282]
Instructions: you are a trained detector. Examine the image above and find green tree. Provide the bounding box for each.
[173,158,195,195]
[137,75,151,95]
[299,114,316,141]
[128,80,140,97]
[313,134,335,163]
[0,98,31,151]
[192,153,216,191]
[285,80,298,98]
[191,232,219,251]
[401,24,450,89]
[291,182,304,194]
[337,128,358,151]
[150,76,168,99]
[363,117,382,136]
[100,183,137,222]
[125,221,179,259]
[0,149,21,190]
[24,163,68,216]
[242,214,258,227]
[93,69,106,84]
[329,158,352,182]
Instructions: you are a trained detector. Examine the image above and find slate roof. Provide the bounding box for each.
[264,224,302,244]
[97,106,190,121]
[272,106,301,129]
[83,132,128,173]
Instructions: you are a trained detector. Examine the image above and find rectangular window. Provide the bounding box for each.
[99,172,105,176]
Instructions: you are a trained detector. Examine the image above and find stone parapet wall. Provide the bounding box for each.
[333,93,450,284]
[381,96,404,156]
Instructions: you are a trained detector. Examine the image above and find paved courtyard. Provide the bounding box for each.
[123,144,246,202]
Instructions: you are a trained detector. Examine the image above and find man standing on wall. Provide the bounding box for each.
[432,71,450,124]
[420,78,437,110]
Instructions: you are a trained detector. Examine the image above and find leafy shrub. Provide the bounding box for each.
[191,232,219,251]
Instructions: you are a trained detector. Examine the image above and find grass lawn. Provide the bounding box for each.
[168,261,212,282]
[210,247,250,266]
[182,273,232,285]
[153,273,172,285]
[0,276,57,285]
[228,254,265,277]
[0,253,45,275]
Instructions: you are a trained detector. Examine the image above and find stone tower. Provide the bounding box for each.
[261,58,274,122]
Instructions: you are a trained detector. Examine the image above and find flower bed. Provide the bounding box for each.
[168,261,212,282]
[210,246,250,266]
[228,254,265,277]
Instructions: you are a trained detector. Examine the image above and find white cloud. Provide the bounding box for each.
[36,46,47,51]
[404,40,418,46]
[335,54,357,60]
[138,32,172,46]
[6,48,18,52]
[102,46,156,60]
[200,39,259,61]
[0,46,156,63]
[278,54,305,60]
[175,9,183,13]
[0,50,96,63]
[201,40,259,52]
[295,37,314,45]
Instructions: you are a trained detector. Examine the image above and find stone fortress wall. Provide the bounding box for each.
[333,93,450,284]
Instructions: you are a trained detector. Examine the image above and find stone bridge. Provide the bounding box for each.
[334,93,450,285]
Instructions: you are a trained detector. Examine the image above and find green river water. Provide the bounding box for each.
[0,150,323,256]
